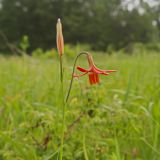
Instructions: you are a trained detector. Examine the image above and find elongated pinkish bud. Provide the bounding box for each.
[56,18,64,56]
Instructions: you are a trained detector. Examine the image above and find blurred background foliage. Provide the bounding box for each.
[0,0,160,53]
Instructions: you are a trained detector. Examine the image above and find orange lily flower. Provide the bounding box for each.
[74,54,116,85]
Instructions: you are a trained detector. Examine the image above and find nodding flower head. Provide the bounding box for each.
[56,18,64,56]
[74,54,116,85]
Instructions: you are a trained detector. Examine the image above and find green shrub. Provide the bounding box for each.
[31,43,92,59]
[122,42,160,54]
[32,48,58,59]
[19,35,30,53]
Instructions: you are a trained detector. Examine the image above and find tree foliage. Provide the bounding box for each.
[0,0,159,52]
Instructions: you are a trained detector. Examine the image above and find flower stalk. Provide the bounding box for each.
[59,55,65,160]
[56,18,65,160]
[65,52,89,103]
[56,18,116,160]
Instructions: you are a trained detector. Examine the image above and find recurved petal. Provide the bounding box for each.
[91,66,108,74]
[105,70,117,73]
[94,66,116,73]
[77,66,89,73]
[100,72,109,76]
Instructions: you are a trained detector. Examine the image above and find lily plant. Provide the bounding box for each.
[56,18,116,160]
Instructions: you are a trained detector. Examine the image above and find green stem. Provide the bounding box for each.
[65,52,89,103]
[59,55,65,160]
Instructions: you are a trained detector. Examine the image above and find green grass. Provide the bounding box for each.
[0,52,160,160]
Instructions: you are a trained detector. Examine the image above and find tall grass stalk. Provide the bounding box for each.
[115,135,121,160]
[83,128,89,160]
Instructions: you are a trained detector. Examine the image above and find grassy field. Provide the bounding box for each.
[0,53,160,160]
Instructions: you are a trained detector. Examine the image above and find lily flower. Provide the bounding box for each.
[56,18,64,56]
[74,54,116,85]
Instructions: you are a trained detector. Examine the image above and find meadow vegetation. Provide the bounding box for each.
[0,0,160,159]
[0,50,160,159]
